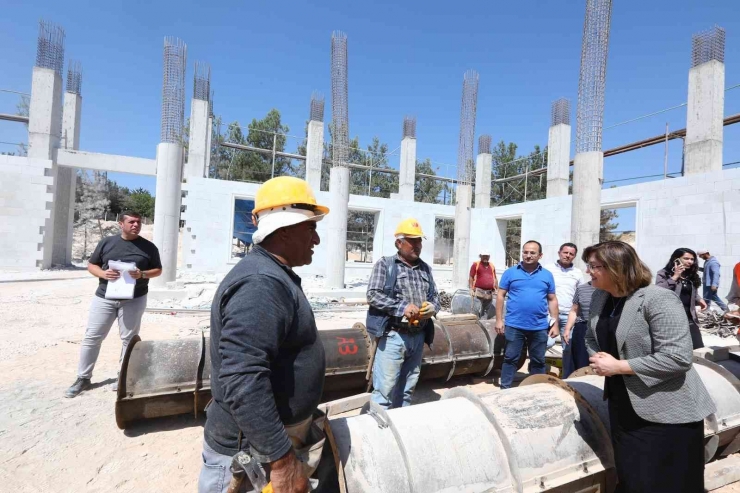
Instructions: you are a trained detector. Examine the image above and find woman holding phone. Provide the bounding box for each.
[655,248,707,349]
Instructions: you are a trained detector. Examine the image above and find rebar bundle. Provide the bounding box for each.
[36,20,65,77]
[160,37,187,144]
[551,98,570,126]
[692,25,725,67]
[403,115,416,139]
[331,31,349,168]
[456,70,479,185]
[575,0,612,154]
[478,135,492,155]
[310,91,325,122]
[193,61,211,102]
[66,60,82,96]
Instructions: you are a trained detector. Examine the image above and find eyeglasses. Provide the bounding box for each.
[586,263,605,271]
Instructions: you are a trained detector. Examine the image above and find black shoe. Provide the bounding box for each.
[64,378,91,398]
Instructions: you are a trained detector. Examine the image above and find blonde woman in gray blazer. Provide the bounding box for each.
[583,241,715,493]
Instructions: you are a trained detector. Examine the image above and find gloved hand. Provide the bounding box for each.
[419,301,436,320]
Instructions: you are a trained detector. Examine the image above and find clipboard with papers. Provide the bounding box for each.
[105,260,138,300]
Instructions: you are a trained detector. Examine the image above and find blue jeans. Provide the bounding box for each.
[500,326,548,389]
[370,330,426,409]
[558,313,574,378]
[704,286,728,311]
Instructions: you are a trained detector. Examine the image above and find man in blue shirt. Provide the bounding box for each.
[495,240,560,389]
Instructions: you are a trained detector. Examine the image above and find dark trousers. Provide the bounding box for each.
[569,321,591,374]
[500,327,548,389]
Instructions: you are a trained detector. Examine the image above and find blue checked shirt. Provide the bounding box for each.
[367,255,441,326]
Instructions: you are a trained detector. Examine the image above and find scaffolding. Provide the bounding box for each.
[551,98,570,126]
[456,70,479,185]
[35,20,65,77]
[692,25,725,67]
[193,61,211,102]
[160,37,187,144]
[330,31,349,168]
[310,92,325,122]
[403,115,416,139]
[575,0,612,154]
[66,60,82,96]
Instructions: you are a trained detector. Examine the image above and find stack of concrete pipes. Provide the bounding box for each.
[115,315,525,429]
[326,347,740,493]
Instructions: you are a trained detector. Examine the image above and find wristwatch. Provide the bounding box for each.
[141,271,146,279]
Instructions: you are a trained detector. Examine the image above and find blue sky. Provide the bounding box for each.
[2,0,740,232]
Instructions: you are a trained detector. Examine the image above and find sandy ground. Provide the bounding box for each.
[0,270,490,492]
[1,269,739,492]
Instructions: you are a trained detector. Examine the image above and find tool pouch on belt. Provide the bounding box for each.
[284,409,327,479]
[475,288,493,300]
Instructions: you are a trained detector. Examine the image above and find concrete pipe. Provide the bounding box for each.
[327,374,616,493]
[116,318,524,428]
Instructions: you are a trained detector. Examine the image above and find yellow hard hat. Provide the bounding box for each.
[394,218,426,239]
[252,176,329,220]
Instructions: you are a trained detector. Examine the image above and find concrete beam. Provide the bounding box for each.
[326,166,350,288]
[474,153,492,208]
[305,120,324,190]
[398,137,416,201]
[151,142,184,287]
[452,184,472,288]
[185,98,209,180]
[56,149,156,175]
[570,151,603,269]
[685,60,725,175]
[546,123,571,198]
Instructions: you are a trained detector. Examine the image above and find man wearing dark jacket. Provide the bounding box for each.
[199,177,330,493]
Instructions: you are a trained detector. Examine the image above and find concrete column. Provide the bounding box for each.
[325,166,350,288]
[452,184,472,288]
[398,137,416,201]
[151,142,183,286]
[205,115,213,178]
[570,151,603,269]
[305,120,324,190]
[685,60,725,175]
[546,123,571,198]
[28,67,64,269]
[51,91,82,266]
[474,152,492,208]
[185,98,209,180]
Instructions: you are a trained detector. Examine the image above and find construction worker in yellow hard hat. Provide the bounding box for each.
[200,176,331,493]
[365,217,440,410]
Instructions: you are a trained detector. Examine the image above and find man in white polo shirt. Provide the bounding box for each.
[545,242,583,378]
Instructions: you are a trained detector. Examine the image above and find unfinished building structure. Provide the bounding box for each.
[0,9,739,298]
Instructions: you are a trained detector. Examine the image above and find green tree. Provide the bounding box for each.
[599,209,619,241]
[415,158,450,204]
[125,188,156,219]
[489,141,547,207]
[106,179,130,217]
[210,110,295,182]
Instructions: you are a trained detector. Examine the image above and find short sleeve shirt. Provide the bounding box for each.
[89,235,162,298]
[469,262,495,290]
[572,282,596,322]
[544,262,583,315]
[499,263,556,330]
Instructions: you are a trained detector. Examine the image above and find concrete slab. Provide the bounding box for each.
[706,455,740,491]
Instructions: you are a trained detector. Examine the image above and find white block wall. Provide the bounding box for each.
[469,168,740,296]
[181,177,456,281]
[0,155,54,270]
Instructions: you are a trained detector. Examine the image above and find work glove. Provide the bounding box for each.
[419,301,436,320]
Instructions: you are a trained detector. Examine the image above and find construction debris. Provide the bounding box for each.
[700,310,740,339]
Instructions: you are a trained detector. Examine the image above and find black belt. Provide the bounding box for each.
[391,325,424,335]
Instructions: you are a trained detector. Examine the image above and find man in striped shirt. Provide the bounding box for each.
[366,218,440,409]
